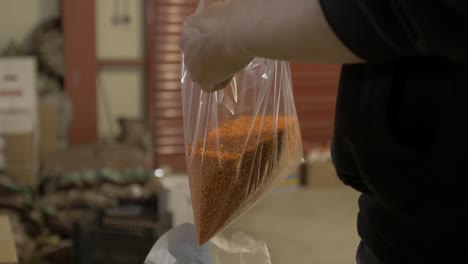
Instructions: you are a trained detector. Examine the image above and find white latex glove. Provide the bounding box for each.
[180,1,252,92]
[180,0,362,92]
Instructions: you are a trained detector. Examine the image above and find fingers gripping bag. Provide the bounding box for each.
[182,0,303,246]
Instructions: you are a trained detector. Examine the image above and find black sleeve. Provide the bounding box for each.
[319,0,468,63]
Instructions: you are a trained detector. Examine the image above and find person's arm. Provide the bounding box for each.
[229,0,364,64]
[180,0,362,91]
[181,0,468,91]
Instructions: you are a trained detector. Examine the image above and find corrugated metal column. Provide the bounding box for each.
[291,64,341,146]
[148,0,197,171]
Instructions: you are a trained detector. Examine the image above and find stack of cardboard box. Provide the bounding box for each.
[0,57,38,188]
[0,57,59,189]
[39,102,58,163]
[0,216,18,264]
[3,133,38,187]
[0,137,5,171]
[305,145,341,188]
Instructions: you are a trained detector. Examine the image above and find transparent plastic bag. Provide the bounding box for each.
[182,0,303,246]
[210,232,272,264]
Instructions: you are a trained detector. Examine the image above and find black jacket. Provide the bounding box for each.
[320,0,468,263]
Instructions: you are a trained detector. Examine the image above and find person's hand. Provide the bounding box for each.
[144,223,212,264]
[180,0,363,92]
[180,1,253,92]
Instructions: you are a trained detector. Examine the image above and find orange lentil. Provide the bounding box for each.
[187,115,302,245]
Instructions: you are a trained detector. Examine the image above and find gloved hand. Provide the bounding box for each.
[180,0,362,92]
[144,223,212,264]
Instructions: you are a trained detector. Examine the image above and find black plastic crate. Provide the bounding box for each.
[73,208,171,264]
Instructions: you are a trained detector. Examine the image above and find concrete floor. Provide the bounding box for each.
[225,187,361,264]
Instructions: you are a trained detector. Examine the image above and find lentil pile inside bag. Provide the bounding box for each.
[182,3,303,248]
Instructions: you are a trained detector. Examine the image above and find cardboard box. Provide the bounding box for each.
[39,102,58,162]
[5,133,36,163]
[0,57,37,134]
[0,111,35,134]
[306,160,341,188]
[0,57,36,111]
[0,216,18,264]
[0,136,5,170]
[2,102,58,174]
[6,161,38,187]
[5,133,38,187]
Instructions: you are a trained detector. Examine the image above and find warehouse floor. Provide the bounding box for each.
[226,186,361,264]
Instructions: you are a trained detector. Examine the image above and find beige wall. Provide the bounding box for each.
[0,0,59,50]
[96,0,145,139]
[96,0,144,59]
[97,68,144,139]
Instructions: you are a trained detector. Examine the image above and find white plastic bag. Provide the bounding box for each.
[144,224,272,264]
[144,223,211,264]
